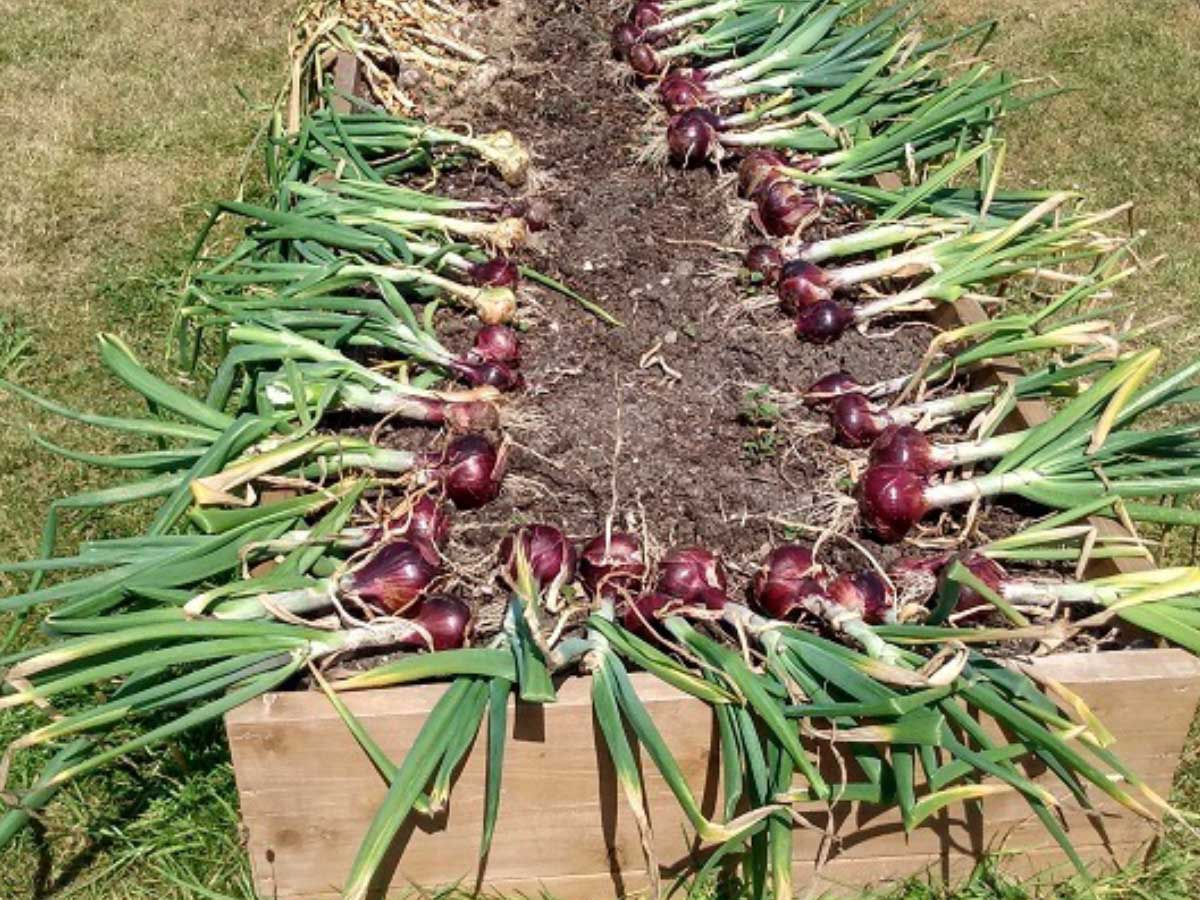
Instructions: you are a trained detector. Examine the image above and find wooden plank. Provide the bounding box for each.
[228,650,1200,897]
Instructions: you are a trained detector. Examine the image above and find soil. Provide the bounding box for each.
[386,0,936,610]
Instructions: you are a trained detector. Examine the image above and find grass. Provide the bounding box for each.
[0,0,1199,897]
[0,0,290,896]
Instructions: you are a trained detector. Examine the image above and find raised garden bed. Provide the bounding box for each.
[229,650,1200,897]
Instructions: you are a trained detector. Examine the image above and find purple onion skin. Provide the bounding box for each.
[401,596,472,651]
[869,425,944,474]
[344,539,440,615]
[431,434,506,510]
[744,244,783,286]
[803,371,863,407]
[667,109,720,166]
[829,393,889,448]
[631,1,663,29]
[948,553,1007,619]
[611,22,642,60]
[580,532,647,599]
[828,570,893,624]
[757,180,817,238]
[628,43,661,76]
[393,495,452,548]
[500,524,578,589]
[471,324,522,368]
[657,546,727,603]
[659,72,708,114]
[795,300,854,344]
[777,260,831,311]
[738,150,788,198]
[468,257,521,289]
[620,591,674,640]
[452,361,523,393]
[751,545,828,621]
[856,465,929,543]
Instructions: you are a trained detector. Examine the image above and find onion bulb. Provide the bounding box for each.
[500,524,578,589]
[401,595,472,650]
[428,434,507,509]
[657,546,727,603]
[794,300,854,344]
[750,544,828,620]
[827,570,893,624]
[341,539,440,615]
[667,108,720,165]
[855,465,929,543]
[580,531,647,598]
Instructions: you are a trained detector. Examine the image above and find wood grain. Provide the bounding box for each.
[227,650,1200,898]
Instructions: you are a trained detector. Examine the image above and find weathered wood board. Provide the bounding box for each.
[226,649,1200,898]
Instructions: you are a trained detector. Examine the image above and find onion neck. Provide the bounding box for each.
[923,469,1045,510]
[722,601,904,668]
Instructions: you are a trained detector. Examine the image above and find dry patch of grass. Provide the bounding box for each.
[0,1,289,896]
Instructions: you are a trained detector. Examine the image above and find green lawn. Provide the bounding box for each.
[1,0,1199,896]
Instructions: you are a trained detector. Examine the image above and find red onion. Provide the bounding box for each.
[827,570,893,624]
[401,595,472,650]
[611,23,641,60]
[659,72,707,114]
[737,150,788,198]
[451,360,523,392]
[342,539,440,615]
[802,371,864,407]
[467,257,521,289]
[744,244,783,285]
[429,434,506,509]
[471,324,522,368]
[620,591,675,640]
[756,180,817,237]
[580,532,647,598]
[391,495,451,548]
[442,400,502,432]
[945,553,1007,619]
[500,524,578,589]
[794,300,854,344]
[631,0,663,29]
[777,259,831,311]
[751,545,829,620]
[828,393,889,447]
[667,108,720,165]
[657,546,727,603]
[628,43,661,76]
[856,465,929,543]
[869,425,943,474]
[497,199,550,233]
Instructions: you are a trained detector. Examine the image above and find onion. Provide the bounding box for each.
[869,425,942,474]
[794,300,854,344]
[500,524,578,589]
[756,180,817,237]
[828,393,889,447]
[667,108,720,165]
[468,257,521,289]
[827,570,893,624]
[429,434,507,509]
[737,150,788,198]
[744,244,783,285]
[391,495,451,548]
[777,260,831,311]
[802,371,863,407]
[750,544,828,620]
[498,199,551,233]
[628,42,661,76]
[657,546,727,603]
[471,324,522,368]
[620,591,674,640]
[342,539,440,615]
[451,360,523,392]
[631,0,663,28]
[442,400,502,432]
[855,464,929,543]
[401,596,473,651]
[944,553,1007,619]
[659,71,707,114]
[611,22,641,60]
[580,531,647,598]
